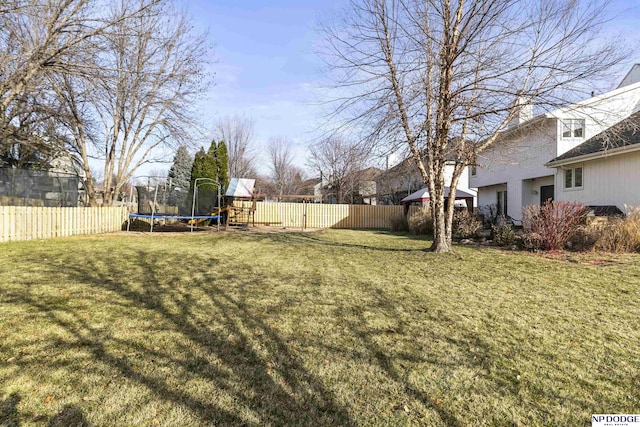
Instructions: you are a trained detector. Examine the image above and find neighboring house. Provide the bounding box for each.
[545,111,640,213]
[299,178,321,197]
[313,180,323,200]
[470,65,640,220]
[358,166,382,205]
[377,156,476,206]
[317,166,383,204]
[49,151,77,175]
[376,157,423,204]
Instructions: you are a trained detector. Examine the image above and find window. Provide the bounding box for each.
[497,190,508,216]
[564,167,583,189]
[561,119,585,138]
[471,165,477,176]
[574,167,582,187]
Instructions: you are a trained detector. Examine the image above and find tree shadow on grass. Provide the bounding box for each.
[0,393,20,427]
[48,405,89,427]
[9,249,355,426]
[327,284,598,424]
[3,237,596,425]
[325,289,473,427]
[370,229,432,240]
[248,231,428,252]
[3,245,512,426]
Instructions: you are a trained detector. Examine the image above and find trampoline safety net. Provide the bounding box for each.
[135,183,220,216]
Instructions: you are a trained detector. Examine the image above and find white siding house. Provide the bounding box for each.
[546,111,640,211]
[470,67,640,220]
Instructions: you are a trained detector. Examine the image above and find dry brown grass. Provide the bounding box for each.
[594,209,640,253]
[1,230,639,426]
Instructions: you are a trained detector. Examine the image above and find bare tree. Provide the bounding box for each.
[307,136,370,203]
[52,1,209,205]
[320,0,626,251]
[0,0,159,148]
[215,115,258,178]
[265,137,306,197]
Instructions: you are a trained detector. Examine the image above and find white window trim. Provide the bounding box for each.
[560,119,585,139]
[563,165,584,191]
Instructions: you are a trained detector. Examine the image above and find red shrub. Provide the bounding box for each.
[522,201,588,250]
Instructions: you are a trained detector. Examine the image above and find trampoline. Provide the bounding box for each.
[126,176,223,233]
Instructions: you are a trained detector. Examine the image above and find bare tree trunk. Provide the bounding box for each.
[320,0,625,253]
[429,167,451,252]
[49,1,209,206]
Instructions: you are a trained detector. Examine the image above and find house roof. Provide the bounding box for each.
[400,186,476,204]
[359,166,383,181]
[546,111,640,166]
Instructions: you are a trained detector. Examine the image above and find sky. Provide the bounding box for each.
[172,0,346,177]
[144,0,640,178]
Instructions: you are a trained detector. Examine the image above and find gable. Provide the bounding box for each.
[547,111,640,166]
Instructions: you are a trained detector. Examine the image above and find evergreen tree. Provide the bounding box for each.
[189,147,206,193]
[189,147,209,214]
[216,140,229,191]
[204,141,218,184]
[192,142,218,213]
[168,146,193,210]
[168,146,193,191]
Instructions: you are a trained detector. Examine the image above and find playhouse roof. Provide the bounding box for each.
[225,178,255,198]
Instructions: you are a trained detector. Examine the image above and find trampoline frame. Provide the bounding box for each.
[126,176,222,233]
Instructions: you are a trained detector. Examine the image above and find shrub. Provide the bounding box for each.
[492,223,516,246]
[479,204,499,228]
[566,225,600,251]
[523,231,545,251]
[408,208,434,235]
[452,209,482,239]
[522,201,588,251]
[594,208,640,252]
[389,214,409,232]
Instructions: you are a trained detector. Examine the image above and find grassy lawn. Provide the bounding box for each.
[1,230,639,426]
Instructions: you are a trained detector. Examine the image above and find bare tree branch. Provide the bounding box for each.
[319,0,627,251]
[265,137,306,197]
[307,136,371,204]
[50,0,210,205]
[214,115,258,179]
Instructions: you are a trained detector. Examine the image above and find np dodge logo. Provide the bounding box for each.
[592,415,640,427]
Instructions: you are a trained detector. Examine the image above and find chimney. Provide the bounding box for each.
[508,96,533,128]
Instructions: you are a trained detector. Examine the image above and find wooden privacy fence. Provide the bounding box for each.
[239,201,422,229]
[0,206,128,242]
